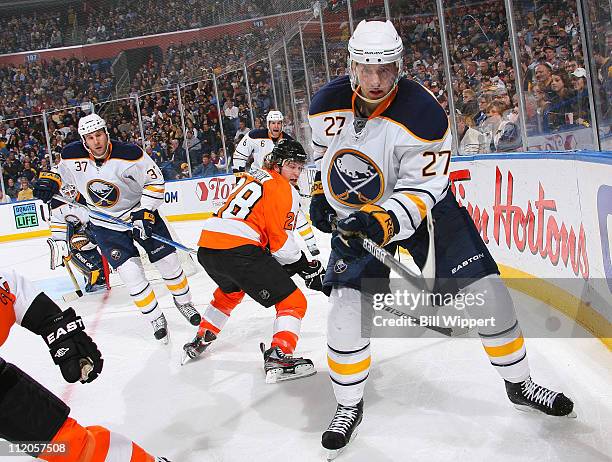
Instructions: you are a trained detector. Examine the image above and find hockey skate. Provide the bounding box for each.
[181,330,217,365]
[505,377,576,417]
[260,343,316,383]
[151,312,169,344]
[322,399,363,461]
[173,300,201,326]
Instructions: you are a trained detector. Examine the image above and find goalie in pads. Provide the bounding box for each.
[47,184,107,293]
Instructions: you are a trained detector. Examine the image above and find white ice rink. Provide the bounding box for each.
[1,221,611,462]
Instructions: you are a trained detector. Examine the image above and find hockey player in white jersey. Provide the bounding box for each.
[308,20,575,460]
[46,183,108,293]
[33,114,201,343]
[233,110,320,256]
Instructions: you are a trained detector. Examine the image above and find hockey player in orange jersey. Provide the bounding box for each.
[182,139,326,383]
[0,269,169,462]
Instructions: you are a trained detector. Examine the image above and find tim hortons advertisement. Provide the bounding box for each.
[450,156,612,324]
[159,175,237,217]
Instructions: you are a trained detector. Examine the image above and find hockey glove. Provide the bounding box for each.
[299,259,325,292]
[38,308,103,383]
[130,209,156,240]
[33,171,62,203]
[309,173,336,233]
[332,204,399,260]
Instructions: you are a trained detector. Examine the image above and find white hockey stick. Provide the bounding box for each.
[52,194,198,254]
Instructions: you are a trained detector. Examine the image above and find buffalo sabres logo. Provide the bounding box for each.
[86,179,120,208]
[328,149,383,207]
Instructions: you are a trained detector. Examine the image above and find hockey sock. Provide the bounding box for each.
[43,417,155,462]
[154,253,191,305]
[327,288,371,406]
[198,288,244,336]
[117,257,160,319]
[272,289,307,354]
[463,275,530,382]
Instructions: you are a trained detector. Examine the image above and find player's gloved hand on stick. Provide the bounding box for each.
[332,204,399,260]
[130,209,156,240]
[309,173,336,233]
[38,308,103,383]
[299,259,326,292]
[33,171,62,203]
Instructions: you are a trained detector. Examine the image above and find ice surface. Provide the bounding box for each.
[1,221,610,461]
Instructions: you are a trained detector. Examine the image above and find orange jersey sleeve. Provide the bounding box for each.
[0,270,42,346]
[198,169,302,265]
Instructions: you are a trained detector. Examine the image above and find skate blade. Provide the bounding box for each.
[265,366,317,384]
[513,404,577,418]
[324,428,359,461]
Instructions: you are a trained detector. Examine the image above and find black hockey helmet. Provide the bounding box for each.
[267,139,307,167]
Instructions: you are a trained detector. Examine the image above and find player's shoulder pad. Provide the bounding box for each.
[109,140,144,161]
[250,168,273,183]
[248,129,269,140]
[309,75,353,116]
[281,131,294,141]
[61,141,89,159]
[382,78,449,142]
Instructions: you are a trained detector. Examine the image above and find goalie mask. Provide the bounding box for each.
[348,20,404,104]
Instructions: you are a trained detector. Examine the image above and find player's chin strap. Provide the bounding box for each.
[51,194,198,255]
[334,207,436,292]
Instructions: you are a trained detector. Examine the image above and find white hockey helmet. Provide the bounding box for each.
[77,113,109,158]
[266,110,284,124]
[348,20,404,101]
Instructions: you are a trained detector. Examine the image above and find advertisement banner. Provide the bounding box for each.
[450,155,611,329]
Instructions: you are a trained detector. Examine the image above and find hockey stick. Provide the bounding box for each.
[62,256,83,302]
[51,194,198,255]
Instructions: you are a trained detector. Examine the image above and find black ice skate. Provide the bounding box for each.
[260,343,316,383]
[173,300,201,326]
[322,399,364,461]
[181,330,217,365]
[505,377,576,417]
[151,312,169,344]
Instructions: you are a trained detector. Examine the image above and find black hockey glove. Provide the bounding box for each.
[38,308,103,383]
[283,253,326,292]
[130,209,156,240]
[33,171,61,203]
[299,259,325,292]
[309,172,336,233]
[332,204,399,260]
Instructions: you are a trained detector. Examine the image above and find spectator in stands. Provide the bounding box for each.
[198,122,219,155]
[16,177,33,201]
[19,159,38,183]
[234,119,249,144]
[192,154,218,178]
[3,151,21,180]
[5,178,18,200]
[178,162,191,179]
[457,112,486,154]
[544,70,575,131]
[570,68,591,125]
[223,99,240,136]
